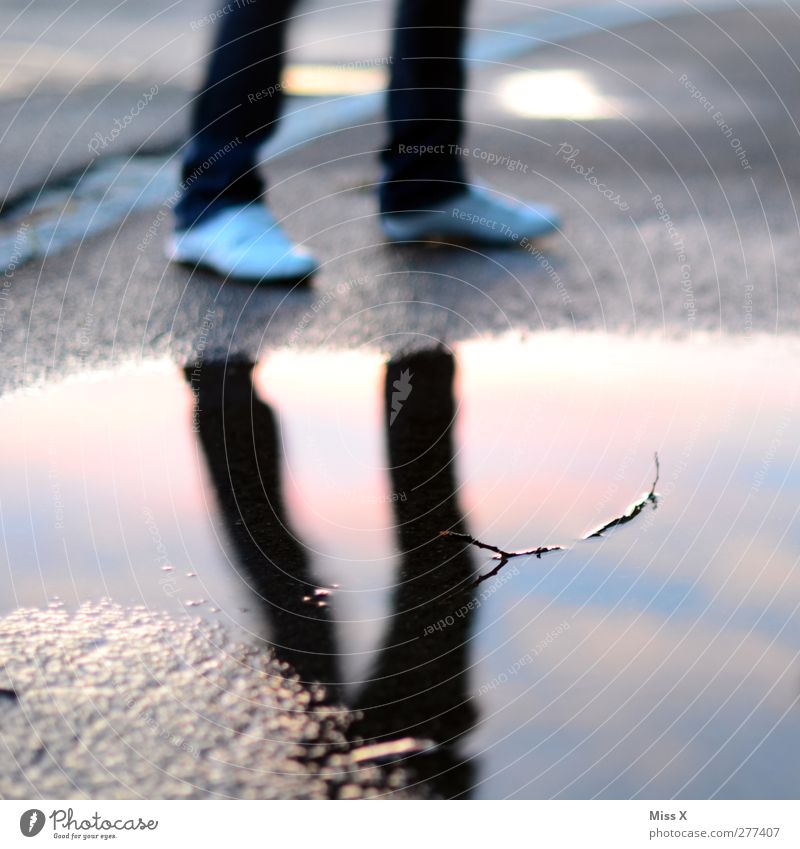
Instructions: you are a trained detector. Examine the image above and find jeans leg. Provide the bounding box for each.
[175,0,297,230]
[380,0,470,214]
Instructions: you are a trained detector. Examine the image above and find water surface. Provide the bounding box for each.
[1,333,798,798]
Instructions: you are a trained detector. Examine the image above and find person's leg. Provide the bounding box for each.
[378,0,561,244]
[175,0,296,230]
[379,0,469,215]
[187,360,341,691]
[170,0,317,282]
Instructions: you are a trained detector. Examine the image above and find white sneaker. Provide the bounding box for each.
[380,186,560,245]
[166,204,318,282]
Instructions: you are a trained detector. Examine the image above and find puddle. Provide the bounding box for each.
[1,333,799,798]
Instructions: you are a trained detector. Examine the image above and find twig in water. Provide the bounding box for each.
[441,453,660,589]
[583,452,660,539]
[438,532,564,591]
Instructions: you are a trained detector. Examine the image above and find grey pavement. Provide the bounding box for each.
[0,604,424,798]
[0,2,799,395]
[1,0,769,205]
[0,0,568,207]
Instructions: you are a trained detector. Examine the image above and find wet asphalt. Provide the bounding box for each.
[2,3,800,395]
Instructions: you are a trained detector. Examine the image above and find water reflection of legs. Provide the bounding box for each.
[351,348,478,798]
[188,353,478,796]
[186,361,340,694]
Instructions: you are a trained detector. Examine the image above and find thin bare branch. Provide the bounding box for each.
[441,453,661,588]
[583,452,660,539]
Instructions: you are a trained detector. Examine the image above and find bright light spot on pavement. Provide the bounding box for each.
[497,69,616,120]
[282,64,388,97]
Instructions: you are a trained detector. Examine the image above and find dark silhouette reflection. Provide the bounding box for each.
[350,349,478,797]
[185,360,340,691]
[186,349,478,797]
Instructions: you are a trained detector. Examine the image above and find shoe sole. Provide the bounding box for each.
[380,221,560,246]
[166,246,317,285]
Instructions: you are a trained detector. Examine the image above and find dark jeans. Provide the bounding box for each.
[175,0,469,230]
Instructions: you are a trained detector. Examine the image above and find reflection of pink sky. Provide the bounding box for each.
[0,365,204,513]
[457,335,792,536]
[1,334,798,624]
[254,352,392,558]
[245,334,800,662]
[253,335,799,552]
[0,365,238,610]
[0,338,796,797]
